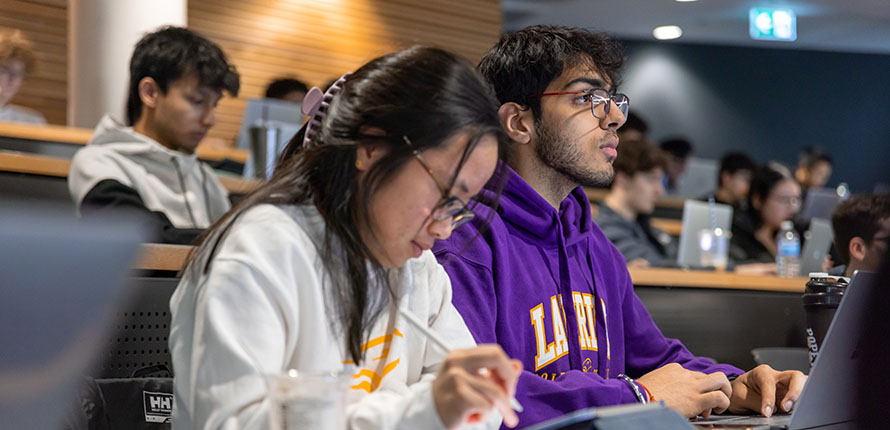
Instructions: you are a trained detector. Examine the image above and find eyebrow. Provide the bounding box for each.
[562,77,609,91]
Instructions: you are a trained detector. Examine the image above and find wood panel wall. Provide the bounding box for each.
[188,0,502,145]
[0,0,68,125]
[1,0,502,143]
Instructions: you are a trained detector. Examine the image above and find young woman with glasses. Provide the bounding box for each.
[169,46,521,430]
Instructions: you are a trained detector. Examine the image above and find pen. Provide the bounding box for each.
[398,308,524,413]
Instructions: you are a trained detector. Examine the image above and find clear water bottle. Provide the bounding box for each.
[776,220,801,277]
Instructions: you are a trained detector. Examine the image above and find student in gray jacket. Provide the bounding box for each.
[68,26,239,244]
[596,139,677,267]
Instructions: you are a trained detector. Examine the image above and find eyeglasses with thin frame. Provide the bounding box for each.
[407,140,475,229]
[539,88,629,120]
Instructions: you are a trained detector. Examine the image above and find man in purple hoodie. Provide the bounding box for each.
[433,25,807,427]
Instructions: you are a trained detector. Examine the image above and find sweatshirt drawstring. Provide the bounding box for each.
[172,157,199,228]
[199,165,213,221]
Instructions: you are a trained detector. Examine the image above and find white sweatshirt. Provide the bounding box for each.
[68,114,230,228]
[169,203,500,430]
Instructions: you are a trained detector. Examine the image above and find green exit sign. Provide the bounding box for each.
[749,8,797,41]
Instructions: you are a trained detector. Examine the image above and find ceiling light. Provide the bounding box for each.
[653,25,683,40]
[676,0,698,2]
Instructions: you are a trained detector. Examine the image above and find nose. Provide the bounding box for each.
[599,99,626,131]
[428,217,454,241]
[202,107,216,128]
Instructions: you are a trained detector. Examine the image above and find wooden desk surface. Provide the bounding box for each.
[0,150,262,195]
[135,243,806,292]
[0,122,250,164]
[629,267,807,293]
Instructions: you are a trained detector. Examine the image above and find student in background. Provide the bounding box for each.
[730,162,801,264]
[659,137,693,194]
[702,152,757,210]
[830,193,890,277]
[264,77,308,104]
[597,139,677,267]
[795,146,833,197]
[68,26,238,245]
[170,46,521,430]
[433,25,805,428]
[0,30,46,124]
[617,110,648,143]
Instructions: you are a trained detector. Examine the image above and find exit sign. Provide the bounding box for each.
[749,8,797,41]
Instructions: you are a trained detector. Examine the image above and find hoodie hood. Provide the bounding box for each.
[68,114,230,228]
[88,114,200,168]
[476,161,594,248]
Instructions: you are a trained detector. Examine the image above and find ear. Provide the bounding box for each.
[355,142,388,172]
[138,77,161,109]
[849,237,867,261]
[498,102,534,145]
[751,194,762,211]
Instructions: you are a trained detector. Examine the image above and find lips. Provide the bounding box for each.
[411,240,432,258]
[600,139,619,159]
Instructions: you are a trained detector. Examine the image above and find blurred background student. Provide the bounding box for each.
[263,77,308,105]
[597,139,677,267]
[730,162,801,266]
[830,193,890,277]
[68,26,239,245]
[0,30,45,124]
[659,137,693,195]
[702,152,757,211]
[795,146,833,198]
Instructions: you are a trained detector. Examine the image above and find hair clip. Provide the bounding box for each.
[301,72,352,148]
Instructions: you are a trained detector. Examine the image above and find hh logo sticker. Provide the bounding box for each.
[143,391,173,423]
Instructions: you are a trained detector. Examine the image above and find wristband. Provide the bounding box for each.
[637,380,656,403]
[617,374,647,404]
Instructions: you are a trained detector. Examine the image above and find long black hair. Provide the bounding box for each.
[186,46,504,363]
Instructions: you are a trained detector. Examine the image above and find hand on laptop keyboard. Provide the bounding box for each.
[637,363,732,419]
[726,364,808,417]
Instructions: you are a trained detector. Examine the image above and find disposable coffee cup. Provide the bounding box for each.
[802,273,848,369]
[266,370,351,430]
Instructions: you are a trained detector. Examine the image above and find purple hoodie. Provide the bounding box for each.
[433,162,743,427]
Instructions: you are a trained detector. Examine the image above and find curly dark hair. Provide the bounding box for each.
[831,193,890,264]
[477,25,625,120]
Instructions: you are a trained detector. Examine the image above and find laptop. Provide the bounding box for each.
[799,218,833,276]
[673,157,719,199]
[799,187,841,223]
[692,271,879,429]
[0,205,145,429]
[676,200,733,268]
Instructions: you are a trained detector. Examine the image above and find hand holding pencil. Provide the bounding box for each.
[399,309,524,428]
